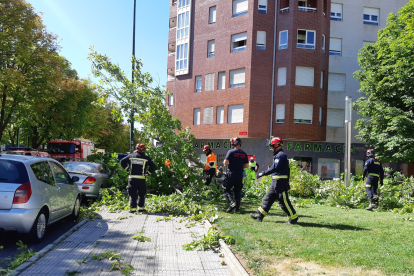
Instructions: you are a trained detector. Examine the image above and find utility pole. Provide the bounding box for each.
[130,0,137,153]
[344,96,352,187]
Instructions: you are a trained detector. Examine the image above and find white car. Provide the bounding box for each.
[0,154,81,242]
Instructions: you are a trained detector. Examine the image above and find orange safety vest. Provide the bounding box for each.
[204,152,217,172]
[165,159,171,169]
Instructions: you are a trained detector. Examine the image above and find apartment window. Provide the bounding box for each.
[208,40,215,57]
[297,30,316,49]
[322,34,325,53]
[168,93,174,106]
[209,6,216,24]
[230,68,245,88]
[295,66,314,87]
[331,3,342,21]
[328,73,346,92]
[228,104,244,123]
[258,0,267,13]
[176,43,189,70]
[178,0,190,8]
[294,104,313,124]
[177,11,190,39]
[320,71,324,89]
[364,7,379,26]
[327,109,344,127]
[329,38,342,56]
[217,106,224,124]
[194,108,201,125]
[276,104,285,123]
[279,30,288,50]
[203,107,213,125]
[319,107,322,125]
[205,73,215,91]
[231,32,247,52]
[277,67,287,86]
[195,76,202,92]
[218,72,226,90]
[233,0,248,17]
[298,0,306,10]
[257,31,266,50]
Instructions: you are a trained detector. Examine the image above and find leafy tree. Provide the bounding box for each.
[354,1,414,163]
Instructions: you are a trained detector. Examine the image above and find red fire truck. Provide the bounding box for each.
[47,138,95,161]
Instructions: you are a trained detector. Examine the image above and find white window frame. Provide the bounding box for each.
[176,11,189,40]
[231,32,247,53]
[229,68,245,88]
[195,76,202,93]
[228,104,244,123]
[208,40,215,58]
[257,31,266,50]
[277,67,287,86]
[363,7,379,26]
[320,70,324,89]
[176,43,189,71]
[218,72,226,90]
[297,29,316,49]
[276,104,285,123]
[322,34,325,53]
[279,30,288,50]
[258,0,267,13]
[194,108,201,125]
[330,3,342,21]
[295,66,314,87]
[329,38,342,56]
[327,108,344,127]
[233,0,248,17]
[294,104,313,124]
[178,0,190,8]
[209,6,216,24]
[217,106,224,124]
[203,107,213,125]
[168,93,174,106]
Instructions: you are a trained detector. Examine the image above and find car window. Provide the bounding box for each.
[31,161,55,186]
[50,162,71,184]
[25,152,32,156]
[0,160,29,183]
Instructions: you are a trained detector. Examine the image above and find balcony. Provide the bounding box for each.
[298,0,317,12]
[280,7,289,12]
[280,0,289,12]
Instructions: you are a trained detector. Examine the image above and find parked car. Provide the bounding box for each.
[0,154,81,242]
[63,162,109,199]
[2,148,50,158]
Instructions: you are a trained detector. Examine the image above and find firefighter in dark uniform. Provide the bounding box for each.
[223,137,249,213]
[250,137,298,224]
[121,143,155,213]
[362,149,384,210]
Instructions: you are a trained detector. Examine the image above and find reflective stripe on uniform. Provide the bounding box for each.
[282,191,295,218]
[130,158,147,179]
[289,213,298,220]
[130,208,137,211]
[272,175,288,179]
[129,175,146,179]
[258,207,268,216]
[368,173,379,177]
[374,162,380,165]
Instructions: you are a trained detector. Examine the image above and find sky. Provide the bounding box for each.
[27,0,170,87]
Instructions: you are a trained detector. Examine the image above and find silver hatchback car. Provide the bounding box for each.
[0,154,81,242]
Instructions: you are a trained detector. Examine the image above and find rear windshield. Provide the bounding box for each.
[0,160,29,184]
[63,162,99,174]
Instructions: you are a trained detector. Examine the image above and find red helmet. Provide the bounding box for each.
[202,145,211,152]
[230,137,242,146]
[366,148,375,157]
[136,143,146,152]
[269,137,283,147]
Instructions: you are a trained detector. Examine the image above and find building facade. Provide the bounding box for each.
[166,0,412,177]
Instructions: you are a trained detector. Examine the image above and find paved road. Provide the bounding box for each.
[0,218,78,269]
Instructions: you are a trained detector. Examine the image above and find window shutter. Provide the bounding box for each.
[205,73,215,91]
[294,104,313,123]
[295,67,314,87]
[218,72,225,90]
[331,3,342,14]
[330,38,341,52]
[320,71,324,89]
[277,67,287,86]
[209,6,216,23]
[194,108,200,125]
[328,73,346,92]
[228,104,244,123]
[232,32,247,43]
[208,40,215,54]
[276,104,285,123]
[230,69,245,86]
[364,7,379,16]
[257,31,266,45]
[327,109,344,127]
[217,106,224,124]
[203,107,213,124]
[319,107,322,125]
[233,0,248,15]
[258,0,267,5]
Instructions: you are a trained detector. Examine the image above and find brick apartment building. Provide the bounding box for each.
[166,0,412,178]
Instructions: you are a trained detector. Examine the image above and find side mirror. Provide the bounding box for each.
[72,176,80,182]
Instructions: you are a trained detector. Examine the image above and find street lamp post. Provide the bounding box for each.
[130,0,137,153]
[344,96,352,187]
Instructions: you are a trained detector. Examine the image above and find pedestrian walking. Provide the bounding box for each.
[250,137,298,224]
[203,145,217,186]
[362,149,384,210]
[223,137,249,213]
[121,143,155,213]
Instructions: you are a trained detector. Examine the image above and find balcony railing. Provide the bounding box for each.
[280,7,289,12]
[298,7,317,12]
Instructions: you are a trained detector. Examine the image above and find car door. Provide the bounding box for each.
[30,161,61,222]
[49,161,75,218]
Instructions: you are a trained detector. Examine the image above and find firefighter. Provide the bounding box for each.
[362,149,384,210]
[247,157,259,180]
[250,137,298,225]
[203,145,217,186]
[223,137,249,213]
[121,143,155,213]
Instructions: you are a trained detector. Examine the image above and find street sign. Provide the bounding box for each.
[239,131,247,135]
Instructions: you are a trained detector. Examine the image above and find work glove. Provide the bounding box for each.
[257,172,264,179]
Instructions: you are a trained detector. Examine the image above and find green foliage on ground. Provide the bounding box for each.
[0,241,36,276]
[182,227,235,252]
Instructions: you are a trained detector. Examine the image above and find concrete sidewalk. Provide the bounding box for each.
[13,210,237,276]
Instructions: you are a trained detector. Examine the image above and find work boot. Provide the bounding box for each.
[226,202,237,213]
[249,210,265,222]
[138,208,147,213]
[366,199,375,211]
[372,198,379,209]
[284,218,298,225]
[235,203,241,213]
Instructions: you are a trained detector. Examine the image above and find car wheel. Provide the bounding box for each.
[28,209,48,243]
[71,196,81,220]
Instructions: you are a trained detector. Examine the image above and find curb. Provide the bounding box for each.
[203,220,250,276]
[10,219,89,275]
